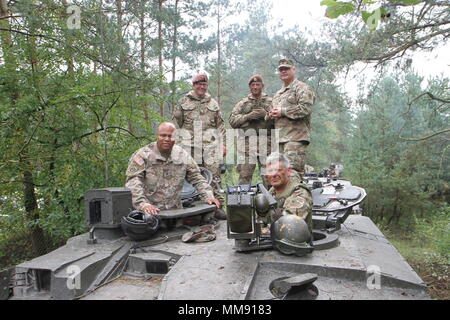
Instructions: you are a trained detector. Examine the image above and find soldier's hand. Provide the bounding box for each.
[206,197,221,208]
[271,208,284,222]
[269,107,282,119]
[246,108,266,120]
[142,204,160,215]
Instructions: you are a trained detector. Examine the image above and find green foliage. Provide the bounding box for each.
[321,0,422,21]
[345,72,449,225]
[382,204,449,297]
[361,7,389,30]
[0,0,448,278]
[321,1,356,19]
[413,205,450,259]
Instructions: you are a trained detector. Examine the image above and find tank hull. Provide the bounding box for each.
[6,215,428,300]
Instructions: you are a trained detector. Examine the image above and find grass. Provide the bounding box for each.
[381,205,449,300]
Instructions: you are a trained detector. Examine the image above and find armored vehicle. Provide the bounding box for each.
[0,171,429,300]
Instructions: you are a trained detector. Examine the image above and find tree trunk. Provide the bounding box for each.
[140,0,149,123]
[158,0,165,116]
[0,0,19,103]
[61,0,74,76]
[116,0,124,67]
[170,0,180,112]
[378,207,384,224]
[216,1,222,106]
[387,189,401,225]
[22,169,46,255]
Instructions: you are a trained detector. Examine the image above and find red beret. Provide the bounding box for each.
[248,74,263,85]
[192,73,208,84]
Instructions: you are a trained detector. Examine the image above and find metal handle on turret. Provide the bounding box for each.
[257,183,277,208]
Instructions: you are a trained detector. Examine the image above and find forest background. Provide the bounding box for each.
[0,0,448,298]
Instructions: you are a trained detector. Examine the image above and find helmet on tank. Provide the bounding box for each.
[271,215,314,256]
[121,210,160,241]
[180,167,213,207]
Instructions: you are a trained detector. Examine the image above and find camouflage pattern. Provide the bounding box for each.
[187,146,224,205]
[125,142,214,211]
[329,166,338,178]
[172,91,226,145]
[270,78,315,144]
[304,164,315,174]
[229,93,273,185]
[269,78,315,180]
[269,179,313,231]
[279,141,308,180]
[172,91,226,204]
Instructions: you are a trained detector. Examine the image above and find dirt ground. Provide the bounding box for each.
[408,259,449,300]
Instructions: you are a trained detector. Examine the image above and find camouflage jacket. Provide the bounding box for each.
[172,91,226,147]
[229,93,273,134]
[269,78,315,144]
[125,142,214,211]
[269,179,313,229]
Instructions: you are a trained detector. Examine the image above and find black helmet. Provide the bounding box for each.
[272,215,314,256]
[181,167,213,207]
[121,210,160,241]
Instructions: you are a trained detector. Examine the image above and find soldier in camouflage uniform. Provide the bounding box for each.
[329,163,337,178]
[125,122,220,215]
[267,59,316,181]
[265,152,312,232]
[304,164,315,175]
[172,73,227,219]
[229,75,273,185]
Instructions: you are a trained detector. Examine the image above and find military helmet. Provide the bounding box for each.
[181,167,213,207]
[121,210,160,241]
[271,215,313,256]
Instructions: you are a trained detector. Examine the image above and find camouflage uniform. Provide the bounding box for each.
[125,142,214,211]
[229,93,273,185]
[270,78,315,180]
[269,179,313,233]
[304,164,315,175]
[329,166,338,178]
[172,91,226,204]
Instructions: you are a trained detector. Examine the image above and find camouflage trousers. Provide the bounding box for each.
[279,141,308,181]
[236,135,271,186]
[189,146,225,206]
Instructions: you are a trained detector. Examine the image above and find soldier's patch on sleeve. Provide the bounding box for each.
[126,155,145,176]
[134,155,145,167]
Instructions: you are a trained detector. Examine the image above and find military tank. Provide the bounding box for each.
[0,170,429,300]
